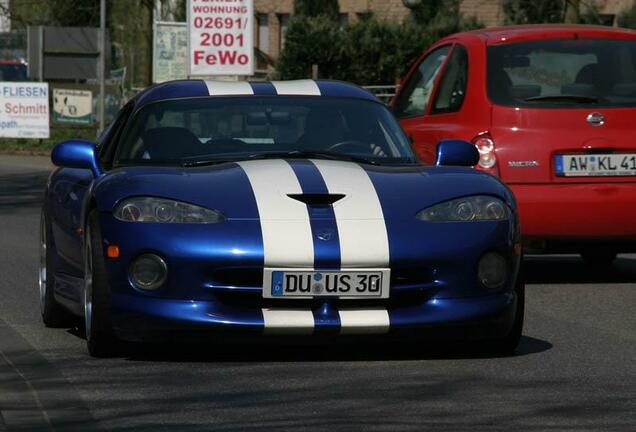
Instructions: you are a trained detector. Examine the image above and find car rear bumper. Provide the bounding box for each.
[511,183,636,249]
[110,290,518,343]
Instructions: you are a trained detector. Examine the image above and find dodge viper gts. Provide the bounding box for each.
[41,79,524,357]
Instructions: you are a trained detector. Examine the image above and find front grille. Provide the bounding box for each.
[213,288,434,310]
[207,266,436,291]
[208,267,263,289]
[391,266,436,290]
[205,265,438,309]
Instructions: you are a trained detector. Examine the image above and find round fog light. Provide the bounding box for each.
[130,254,167,290]
[478,252,507,289]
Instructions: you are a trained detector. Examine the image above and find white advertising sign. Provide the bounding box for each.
[187,0,254,76]
[153,22,188,83]
[0,82,49,138]
[53,88,93,125]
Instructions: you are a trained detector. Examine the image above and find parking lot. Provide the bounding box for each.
[0,155,634,431]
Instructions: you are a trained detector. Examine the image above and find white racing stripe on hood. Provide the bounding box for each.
[310,160,389,268]
[205,80,254,96]
[237,160,314,267]
[271,80,321,95]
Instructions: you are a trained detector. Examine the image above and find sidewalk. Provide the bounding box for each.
[0,155,53,171]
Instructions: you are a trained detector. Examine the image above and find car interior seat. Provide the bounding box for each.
[488,67,513,103]
[142,127,204,160]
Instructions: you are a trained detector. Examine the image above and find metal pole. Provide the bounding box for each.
[99,0,106,131]
[38,26,43,82]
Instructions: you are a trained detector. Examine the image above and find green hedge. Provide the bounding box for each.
[275,11,482,85]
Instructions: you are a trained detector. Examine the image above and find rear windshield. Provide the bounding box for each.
[0,64,27,81]
[487,39,636,108]
[115,96,416,166]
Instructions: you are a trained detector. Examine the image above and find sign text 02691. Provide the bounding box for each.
[187,0,254,76]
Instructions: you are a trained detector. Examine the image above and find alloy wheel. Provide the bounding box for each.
[38,215,47,314]
[84,227,94,340]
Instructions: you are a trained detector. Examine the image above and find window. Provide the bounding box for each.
[257,14,269,54]
[98,102,135,168]
[278,14,290,51]
[393,45,451,118]
[431,45,468,114]
[598,14,615,26]
[487,39,636,108]
[338,13,349,27]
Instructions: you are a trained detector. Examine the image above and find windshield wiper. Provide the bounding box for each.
[182,150,383,167]
[246,150,379,165]
[181,158,233,167]
[524,94,599,104]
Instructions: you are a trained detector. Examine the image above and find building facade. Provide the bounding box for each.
[460,0,634,28]
[255,0,634,62]
[254,0,413,61]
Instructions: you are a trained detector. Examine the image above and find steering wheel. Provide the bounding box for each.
[326,140,372,154]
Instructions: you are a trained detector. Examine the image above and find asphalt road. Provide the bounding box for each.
[0,155,634,432]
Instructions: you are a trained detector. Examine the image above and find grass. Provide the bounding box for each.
[0,127,99,155]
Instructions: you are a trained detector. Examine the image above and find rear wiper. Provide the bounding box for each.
[246,150,379,165]
[524,94,599,104]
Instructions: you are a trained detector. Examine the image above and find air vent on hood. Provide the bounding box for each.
[287,194,345,206]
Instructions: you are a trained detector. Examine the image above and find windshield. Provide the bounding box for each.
[115,96,416,166]
[487,39,636,108]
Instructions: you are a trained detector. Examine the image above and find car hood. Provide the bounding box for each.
[93,159,514,220]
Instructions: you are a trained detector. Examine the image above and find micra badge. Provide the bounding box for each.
[508,160,540,168]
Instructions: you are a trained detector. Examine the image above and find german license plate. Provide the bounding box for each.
[263,269,390,299]
[555,154,636,177]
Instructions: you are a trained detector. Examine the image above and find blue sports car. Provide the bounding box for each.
[41,79,523,357]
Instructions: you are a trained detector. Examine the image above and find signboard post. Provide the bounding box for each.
[0,82,49,138]
[187,0,254,77]
[153,22,187,83]
[53,88,93,125]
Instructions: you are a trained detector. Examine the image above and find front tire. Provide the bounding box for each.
[84,210,117,357]
[40,209,74,327]
[482,266,525,356]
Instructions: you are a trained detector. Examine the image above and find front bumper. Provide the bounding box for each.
[98,213,520,342]
[511,182,636,250]
[110,290,518,343]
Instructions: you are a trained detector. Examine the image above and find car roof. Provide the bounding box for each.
[134,79,380,109]
[445,24,636,46]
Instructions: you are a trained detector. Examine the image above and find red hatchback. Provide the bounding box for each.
[394,24,636,265]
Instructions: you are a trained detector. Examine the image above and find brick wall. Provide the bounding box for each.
[254,0,412,62]
[458,0,633,27]
[596,0,633,17]
[459,0,504,27]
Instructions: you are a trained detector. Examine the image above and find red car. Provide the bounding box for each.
[0,59,28,81]
[394,24,636,265]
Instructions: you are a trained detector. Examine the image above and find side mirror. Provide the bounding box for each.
[435,139,479,167]
[51,140,103,177]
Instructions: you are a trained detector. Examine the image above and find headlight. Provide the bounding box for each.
[114,197,224,223]
[416,195,509,222]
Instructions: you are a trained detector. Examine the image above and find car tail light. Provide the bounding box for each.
[473,134,500,176]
